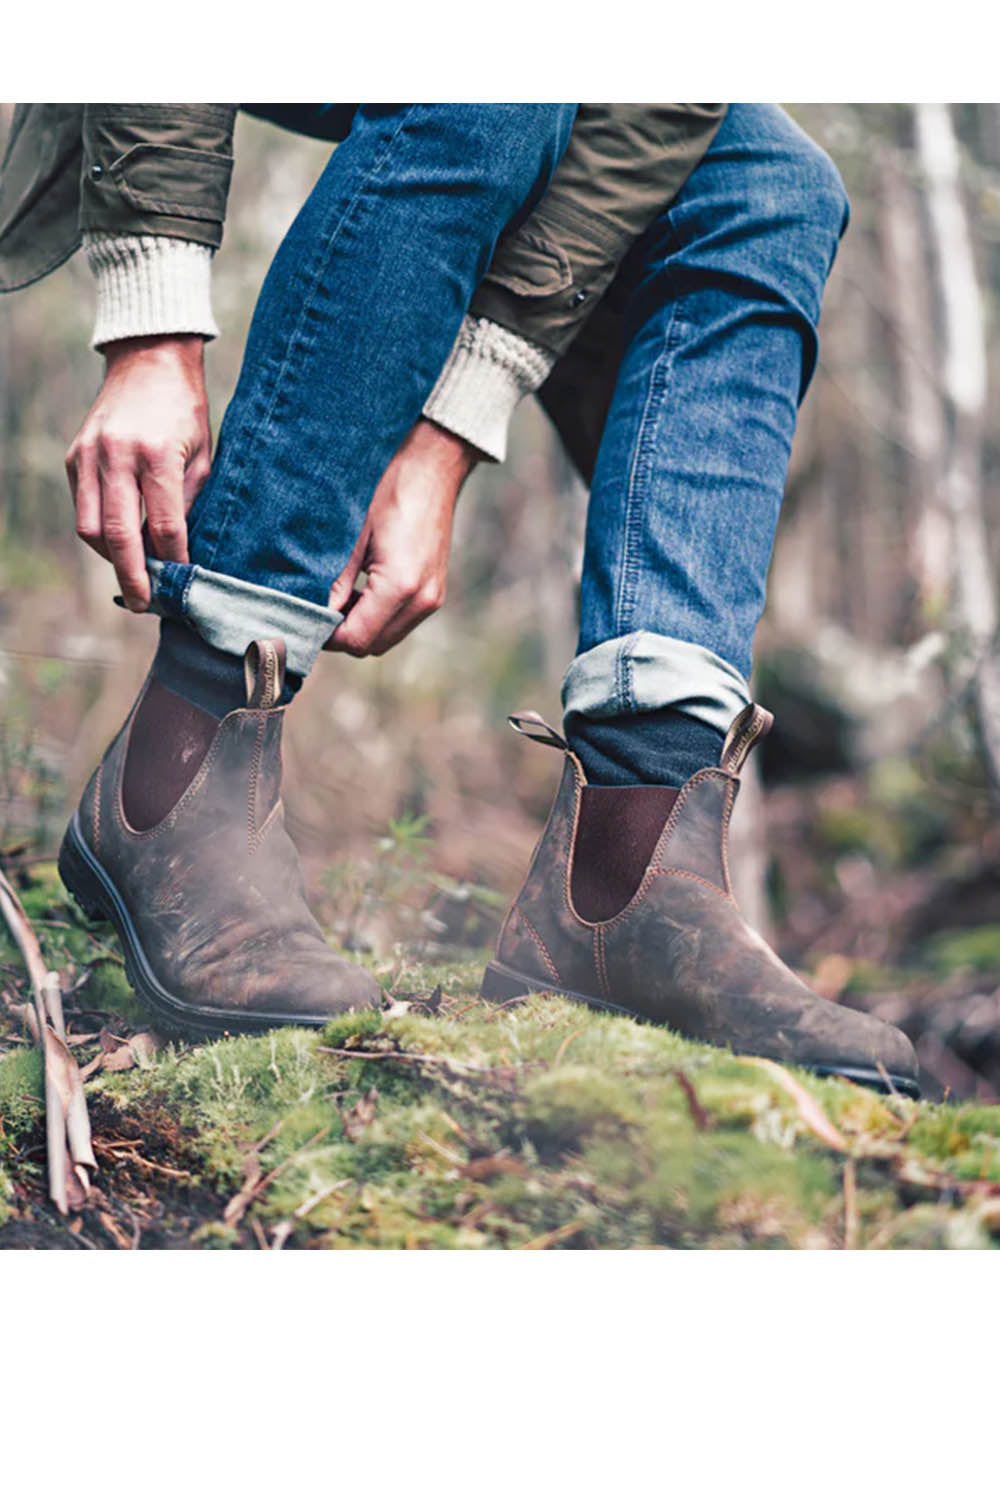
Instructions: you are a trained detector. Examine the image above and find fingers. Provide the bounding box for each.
[328,572,445,658]
[327,527,369,615]
[140,451,189,563]
[97,442,150,611]
[367,583,446,657]
[182,445,212,510]
[327,571,412,657]
[66,442,110,562]
[321,589,363,651]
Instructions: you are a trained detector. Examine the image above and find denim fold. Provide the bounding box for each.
[145,559,340,678]
[561,631,751,737]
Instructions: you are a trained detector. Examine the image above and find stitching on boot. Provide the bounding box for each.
[562,760,591,921]
[650,866,732,900]
[264,643,276,708]
[593,926,610,999]
[648,767,727,868]
[114,725,228,841]
[92,767,102,856]
[720,779,736,895]
[247,712,267,850]
[573,769,721,929]
[518,908,561,983]
[600,858,733,935]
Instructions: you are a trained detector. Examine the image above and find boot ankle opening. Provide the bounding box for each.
[570,785,678,923]
[121,680,220,831]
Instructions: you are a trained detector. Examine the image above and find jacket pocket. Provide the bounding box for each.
[109,143,234,223]
[483,224,573,298]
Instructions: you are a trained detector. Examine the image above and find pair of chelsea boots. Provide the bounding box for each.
[58,638,919,1096]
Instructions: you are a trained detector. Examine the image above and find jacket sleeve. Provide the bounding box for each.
[423,104,727,459]
[78,104,236,346]
[80,103,237,246]
[468,104,727,357]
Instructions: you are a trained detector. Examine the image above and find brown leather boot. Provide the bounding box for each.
[58,639,380,1037]
[482,706,920,1097]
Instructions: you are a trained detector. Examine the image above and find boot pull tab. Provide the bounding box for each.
[244,639,286,710]
[720,702,774,775]
[508,711,568,752]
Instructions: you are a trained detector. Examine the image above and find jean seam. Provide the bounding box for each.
[198,106,418,576]
[612,290,688,648]
[181,566,196,614]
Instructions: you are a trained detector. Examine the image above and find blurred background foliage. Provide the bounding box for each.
[4,103,1000,1097]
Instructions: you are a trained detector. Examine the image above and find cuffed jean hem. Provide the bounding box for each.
[141,559,341,678]
[561,631,752,737]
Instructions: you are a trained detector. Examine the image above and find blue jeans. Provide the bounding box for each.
[149,103,847,733]
[563,102,849,739]
[147,103,575,675]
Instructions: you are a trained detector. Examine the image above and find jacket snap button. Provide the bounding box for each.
[571,289,588,307]
[89,162,104,181]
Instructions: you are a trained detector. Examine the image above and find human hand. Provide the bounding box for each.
[65,334,212,611]
[326,418,480,657]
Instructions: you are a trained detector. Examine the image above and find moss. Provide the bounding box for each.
[0,1048,44,1149]
[73,996,1000,1246]
[6,893,1000,1247]
[0,1166,13,1228]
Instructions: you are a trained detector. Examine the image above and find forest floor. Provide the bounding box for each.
[3,865,1000,1250]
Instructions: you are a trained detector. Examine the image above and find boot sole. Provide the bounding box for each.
[481,959,921,1100]
[58,812,358,1039]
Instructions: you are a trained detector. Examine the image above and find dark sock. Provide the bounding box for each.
[571,784,678,922]
[565,707,725,789]
[152,619,301,720]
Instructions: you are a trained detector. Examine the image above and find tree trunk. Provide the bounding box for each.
[915,103,1000,786]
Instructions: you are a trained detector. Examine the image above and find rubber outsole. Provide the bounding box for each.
[480,958,921,1100]
[58,812,342,1039]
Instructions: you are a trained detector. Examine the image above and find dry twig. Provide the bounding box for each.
[0,870,96,1213]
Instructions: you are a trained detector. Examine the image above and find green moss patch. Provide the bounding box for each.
[2,866,1000,1248]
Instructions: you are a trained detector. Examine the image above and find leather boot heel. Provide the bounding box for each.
[58,816,109,924]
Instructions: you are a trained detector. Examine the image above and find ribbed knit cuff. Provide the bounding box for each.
[83,233,219,349]
[423,315,555,462]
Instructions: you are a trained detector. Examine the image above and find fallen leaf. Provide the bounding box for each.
[739,1056,849,1152]
[673,1068,711,1130]
[101,1044,137,1073]
[128,1032,161,1067]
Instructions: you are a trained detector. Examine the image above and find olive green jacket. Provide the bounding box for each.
[0,103,725,360]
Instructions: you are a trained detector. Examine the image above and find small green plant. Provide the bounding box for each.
[321,812,435,955]
[0,717,66,854]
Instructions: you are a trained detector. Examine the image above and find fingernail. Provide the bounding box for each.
[124,596,146,613]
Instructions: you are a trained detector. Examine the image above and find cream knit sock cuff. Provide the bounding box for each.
[423,315,555,462]
[84,233,219,349]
